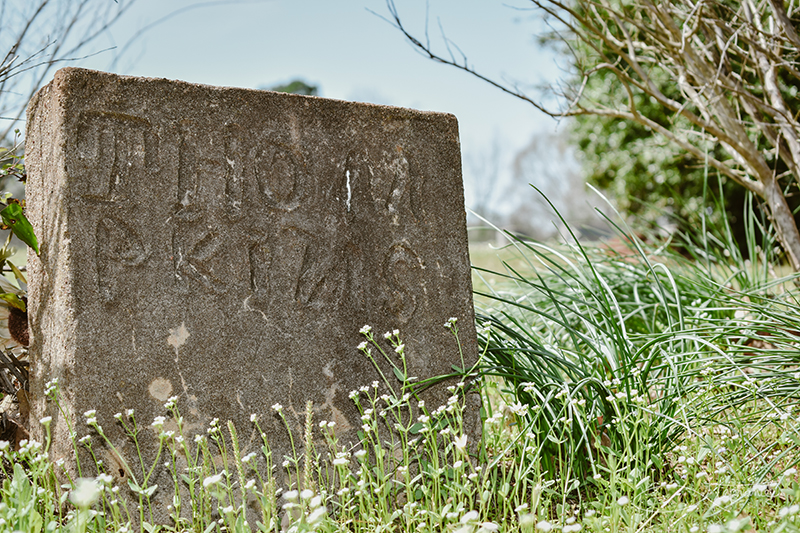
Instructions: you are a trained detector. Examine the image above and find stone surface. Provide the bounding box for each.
[26,67,477,517]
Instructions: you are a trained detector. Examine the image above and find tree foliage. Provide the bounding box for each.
[385,0,800,270]
[267,79,319,96]
[571,71,722,223]
[567,3,800,250]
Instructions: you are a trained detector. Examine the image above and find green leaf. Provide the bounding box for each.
[434,417,449,430]
[127,478,157,497]
[0,293,25,312]
[29,510,43,533]
[392,366,406,383]
[697,446,710,464]
[7,261,25,286]
[127,478,141,493]
[0,204,38,255]
[650,454,663,470]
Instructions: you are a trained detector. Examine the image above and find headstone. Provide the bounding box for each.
[26,68,478,518]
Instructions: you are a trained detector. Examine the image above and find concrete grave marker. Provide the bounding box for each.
[26,68,477,516]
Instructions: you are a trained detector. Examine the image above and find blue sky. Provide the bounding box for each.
[75,0,564,211]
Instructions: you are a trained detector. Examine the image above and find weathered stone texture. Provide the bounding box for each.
[26,68,477,516]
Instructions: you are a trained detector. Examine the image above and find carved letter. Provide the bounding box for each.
[96,217,148,302]
[223,123,245,211]
[76,111,155,201]
[246,227,348,311]
[247,240,273,312]
[369,147,418,222]
[253,143,301,210]
[172,227,228,294]
[177,121,199,211]
[383,243,423,323]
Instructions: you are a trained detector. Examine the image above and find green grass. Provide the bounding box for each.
[469,191,800,532]
[5,195,800,532]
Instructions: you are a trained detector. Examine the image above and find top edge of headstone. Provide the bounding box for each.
[38,67,459,124]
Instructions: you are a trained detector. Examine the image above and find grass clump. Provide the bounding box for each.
[472,190,800,531]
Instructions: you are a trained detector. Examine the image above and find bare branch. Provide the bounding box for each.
[382,0,800,268]
[0,0,141,140]
[378,0,564,116]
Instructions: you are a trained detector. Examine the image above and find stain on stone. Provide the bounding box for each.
[167,322,190,352]
[148,377,173,402]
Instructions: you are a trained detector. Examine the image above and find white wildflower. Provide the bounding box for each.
[308,506,326,524]
[712,495,730,507]
[508,402,527,415]
[202,474,223,488]
[70,478,101,508]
